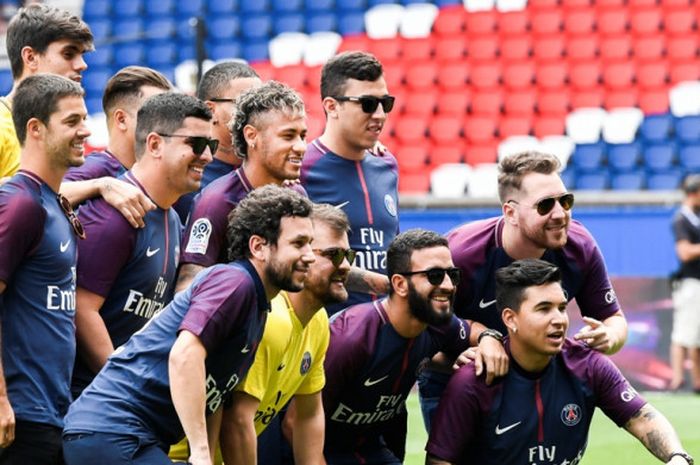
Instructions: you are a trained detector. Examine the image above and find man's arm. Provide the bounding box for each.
[345,267,390,296]
[0,281,15,448]
[60,177,155,228]
[676,239,700,263]
[74,287,114,373]
[289,393,325,465]
[220,391,259,465]
[169,330,212,465]
[623,403,690,464]
[574,312,627,354]
[176,264,206,293]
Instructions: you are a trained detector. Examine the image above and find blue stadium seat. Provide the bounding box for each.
[86,19,111,42]
[114,43,145,68]
[159,66,176,84]
[643,143,676,172]
[336,0,367,9]
[178,44,196,61]
[647,170,684,190]
[207,16,240,41]
[337,10,365,35]
[177,17,197,40]
[368,0,398,5]
[272,0,303,12]
[145,18,176,40]
[679,144,700,172]
[576,172,610,190]
[611,170,646,190]
[273,14,306,34]
[675,116,700,144]
[83,0,111,18]
[306,12,337,33]
[241,16,273,41]
[177,0,206,16]
[208,0,238,14]
[402,0,428,4]
[112,0,142,17]
[434,0,462,5]
[146,42,178,66]
[571,142,606,172]
[145,0,175,15]
[85,47,113,68]
[639,114,674,143]
[113,18,144,39]
[306,0,335,12]
[0,69,13,95]
[560,167,576,190]
[86,97,103,116]
[607,142,641,171]
[242,40,270,62]
[241,0,271,14]
[83,67,112,95]
[209,42,243,61]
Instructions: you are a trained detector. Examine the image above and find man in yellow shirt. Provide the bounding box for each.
[221,203,354,465]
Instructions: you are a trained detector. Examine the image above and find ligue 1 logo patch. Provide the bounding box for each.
[300,351,312,375]
[384,194,397,217]
[185,218,212,255]
[561,403,582,426]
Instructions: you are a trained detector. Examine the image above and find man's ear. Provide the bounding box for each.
[145,132,163,159]
[502,307,518,333]
[390,274,408,298]
[503,201,518,226]
[20,46,39,73]
[26,117,43,141]
[248,234,268,262]
[322,97,339,119]
[113,108,129,132]
[242,124,258,150]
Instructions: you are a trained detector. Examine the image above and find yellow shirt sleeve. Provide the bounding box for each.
[0,100,20,179]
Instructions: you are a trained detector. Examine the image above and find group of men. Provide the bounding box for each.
[0,3,695,465]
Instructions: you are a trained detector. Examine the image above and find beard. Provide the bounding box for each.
[407,281,453,326]
[265,254,304,293]
[522,219,570,250]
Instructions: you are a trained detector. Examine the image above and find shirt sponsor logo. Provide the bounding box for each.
[60,240,71,253]
[363,375,389,387]
[185,218,212,255]
[561,403,582,426]
[384,194,397,217]
[479,298,497,309]
[620,386,638,402]
[146,247,160,257]
[330,394,404,425]
[205,372,239,413]
[495,420,521,435]
[604,288,617,304]
[300,351,312,375]
[355,227,387,272]
[122,277,169,319]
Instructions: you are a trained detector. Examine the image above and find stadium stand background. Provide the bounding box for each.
[0,0,696,389]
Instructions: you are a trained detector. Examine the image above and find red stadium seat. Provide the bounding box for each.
[437,62,470,90]
[638,87,670,114]
[274,64,308,90]
[630,8,662,35]
[529,0,559,10]
[663,7,696,35]
[394,117,428,145]
[469,63,501,89]
[398,171,430,194]
[571,87,604,108]
[470,88,504,116]
[465,11,498,36]
[464,116,497,144]
[632,34,665,62]
[382,62,405,90]
[430,143,464,165]
[432,6,466,36]
[503,62,535,90]
[388,89,407,115]
[434,36,467,62]
[464,142,498,165]
[305,113,325,140]
[596,0,626,8]
[670,62,700,83]
[405,61,438,90]
[596,7,629,35]
[600,35,631,62]
[566,36,598,60]
[661,0,690,6]
[533,116,566,137]
[667,35,698,61]
[537,89,570,116]
[563,8,596,35]
[306,65,322,91]
[403,90,438,117]
[368,38,402,63]
[467,36,500,62]
[536,62,568,89]
[503,90,537,115]
[301,87,324,115]
[533,35,565,62]
[498,11,530,36]
[637,61,669,88]
[429,116,463,145]
[436,90,470,116]
[531,10,563,35]
[561,0,592,8]
[499,115,533,138]
[628,0,659,8]
[401,38,434,62]
[337,35,371,53]
[500,35,532,62]
[252,62,275,81]
[569,60,601,89]
[395,143,430,171]
[604,89,639,108]
[603,61,635,88]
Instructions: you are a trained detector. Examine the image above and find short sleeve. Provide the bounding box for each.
[0,187,44,283]
[589,351,646,426]
[441,317,472,358]
[573,241,621,321]
[180,192,230,267]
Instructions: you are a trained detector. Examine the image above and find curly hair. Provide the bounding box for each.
[227,184,313,261]
[320,51,384,99]
[497,151,562,203]
[229,80,305,159]
[495,259,561,313]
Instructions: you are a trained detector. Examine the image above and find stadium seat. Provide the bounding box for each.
[146,42,177,66]
[669,81,700,116]
[364,4,405,39]
[560,166,576,190]
[273,14,306,34]
[643,143,677,171]
[636,62,668,89]
[464,11,498,35]
[436,90,470,116]
[504,90,537,115]
[429,116,463,145]
[667,35,697,61]
[113,0,142,17]
[679,144,700,171]
[632,35,665,62]
[500,35,532,62]
[599,35,631,62]
[465,144,499,166]
[405,61,438,90]
[470,89,504,116]
[431,5,465,35]
[241,15,273,41]
[670,62,700,84]
[399,3,439,38]
[603,62,635,89]
[604,89,639,109]
[533,116,566,138]
[395,143,429,171]
[208,0,238,14]
[114,18,144,38]
[498,11,530,36]
[304,32,342,66]
[269,33,308,67]
[467,36,500,61]
[430,163,471,198]
[496,0,528,12]
[532,35,565,62]
[531,10,563,35]
[434,36,467,62]
[381,62,405,89]
[537,89,570,116]
[306,12,337,33]
[664,7,696,35]
[401,37,434,62]
[630,8,662,35]
[540,135,576,167]
[464,117,497,144]
[464,0,496,12]
[337,11,365,34]
[499,116,533,138]
[611,170,646,190]
[570,142,606,170]
[602,107,644,143]
[596,7,628,35]
[240,0,270,13]
[242,40,270,62]
[274,64,308,90]
[272,0,302,12]
[675,116,700,144]
[565,36,598,61]
[465,163,499,195]
[83,68,112,97]
[435,62,469,90]
[571,87,605,108]
[576,172,610,190]
[430,144,464,165]
[638,88,670,114]
[209,42,242,61]
[607,142,642,170]
[498,135,540,160]
[536,63,568,89]
[563,8,596,35]
[145,0,175,14]
[177,0,206,15]
[85,47,112,68]
[84,0,111,18]
[569,61,601,89]
[566,107,606,143]
[368,38,402,63]
[398,171,430,194]
[647,170,683,190]
[86,18,111,42]
[470,63,501,89]
[403,90,438,116]
[639,114,674,143]
[503,62,535,90]
[145,18,176,40]
[337,34,371,52]
[394,117,428,145]
[114,43,145,68]
[337,0,368,9]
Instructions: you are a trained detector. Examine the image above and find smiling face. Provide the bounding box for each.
[249,109,307,183]
[159,116,214,195]
[305,221,351,305]
[404,246,457,326]
[43,94,90,169]
[330,77,389,153]
[264,215,316,292]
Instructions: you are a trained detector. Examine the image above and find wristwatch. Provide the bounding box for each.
[669,452,694,465]
[477,328,504,344]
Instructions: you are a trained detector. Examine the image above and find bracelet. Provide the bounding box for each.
[669,452,694,465]
[477,328,504,345]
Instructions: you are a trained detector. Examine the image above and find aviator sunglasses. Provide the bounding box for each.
[157,133,220,156]
[399,267,462,286]
[57,193,86,239]
[509,193,575,216]
[313,247,357,268]
[332,95,396,114]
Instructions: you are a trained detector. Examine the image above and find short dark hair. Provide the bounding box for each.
[386,229,448,295]
[495,259,562,313]
[103,66,172,118]
[6,4,93,79]
[227,185,313,261]
[196,61,259,101]
[683,175,700,194]
[12,74,84,145]
[230,81,305,159]
[311,204,351,236]
[320,51,384,99]
[134,92,212,159]
[497,151,562,203]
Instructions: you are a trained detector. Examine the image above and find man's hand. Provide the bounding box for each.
[99,177,156,228]
[574,316,620,353]
[0,395,15,447]
[368,141,387,157]
[454,338,509,385]
[0,177,9,186]
[188,452,213,465]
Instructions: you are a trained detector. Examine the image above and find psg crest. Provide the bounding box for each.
[300,351,312,375]
[560,403,582,426]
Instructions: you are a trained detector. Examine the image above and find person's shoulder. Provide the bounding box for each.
[330,302,382,337]
[364,148,399,170]
[560,220,603,262]
[447,216,501,243]
[0,175,43,213]
[301,139,326,166]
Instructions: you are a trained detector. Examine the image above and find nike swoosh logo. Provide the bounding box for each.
[60,240,71,253]
[241,345,250,353]
[146,247,160,257]
[495,421,522,435]
[334,201,350,209]
[363,375,389,387]
[277,364,285,371]
[479,298,497,309]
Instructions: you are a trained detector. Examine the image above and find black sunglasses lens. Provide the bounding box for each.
[208,139,219,156]
[560,193,574,210]
[328,248,356,267]
[360,97,380,113]
[381,96,395,113]
[346,249,357,265]
[536,197,557,215]
[425,269,447,286]
[187,137,208,156]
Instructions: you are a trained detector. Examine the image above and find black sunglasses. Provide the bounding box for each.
[399,267,462,286]
[157,133,219,156]
[332,95,396,114]
[509,193,575,216]
[209,98,235,103]
[313,247,357,268]
[57,193,86,239]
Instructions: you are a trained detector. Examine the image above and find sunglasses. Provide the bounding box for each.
[509,193,575,216]
[399,267,462,286]
[332,95,396,114]
[57,193,86,239]
[157,133,219,156]
[209,98,235,103]
[313,247,357,268]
